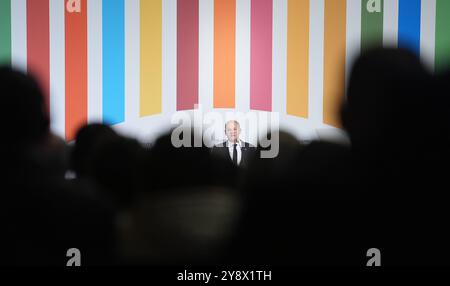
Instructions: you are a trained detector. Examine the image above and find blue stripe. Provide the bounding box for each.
[103,0,125,125]
[398,0,421,55]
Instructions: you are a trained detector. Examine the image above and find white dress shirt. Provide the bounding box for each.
[226,140,243,165]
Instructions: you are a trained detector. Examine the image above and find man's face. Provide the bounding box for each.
[225,122,241,143]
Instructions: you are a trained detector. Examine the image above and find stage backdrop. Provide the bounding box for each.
[0,0,447,143]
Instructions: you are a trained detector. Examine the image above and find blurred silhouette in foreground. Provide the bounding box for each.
[1,67,115,266]
[2,47,450,267]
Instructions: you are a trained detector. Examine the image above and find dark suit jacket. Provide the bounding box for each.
[211,141,256,168]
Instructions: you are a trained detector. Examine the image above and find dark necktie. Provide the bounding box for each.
[232,143,238,165]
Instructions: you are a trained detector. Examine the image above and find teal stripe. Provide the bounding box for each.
[0,0,11,65]
[361,0,384,52]
[103,0,125,125]
[435,0,450,73]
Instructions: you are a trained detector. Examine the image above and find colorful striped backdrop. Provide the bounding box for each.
[0,0,448,142]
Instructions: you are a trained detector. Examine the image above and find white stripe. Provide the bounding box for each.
[125,0,139,122]
[11,0,27,72]
[235,0,251,112]
[163,0,177,115]
[88,0,102,123]
[199,0,214,111]
[309,0,324,125]
[384,0,398,47]
[49,0,65,138]
[346,0,361,95]
[421,0,436,72]
[272,0,287,115]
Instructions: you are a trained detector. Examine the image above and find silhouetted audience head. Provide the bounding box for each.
[1,67,53,184]
[1,67,116,266]
[341,48,434,187]
[140,129,217,192]
[342,48,430,157]
[71,123,118,177]
[0,66,49,150]
[71,123,146,209]
[90,134,144,209]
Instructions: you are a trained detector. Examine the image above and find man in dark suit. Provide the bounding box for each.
[211,120,255,168]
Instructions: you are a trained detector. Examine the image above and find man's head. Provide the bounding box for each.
[225,120,241,143]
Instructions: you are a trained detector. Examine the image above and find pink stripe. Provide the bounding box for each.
[177,0,199,110]
[250,0,272,111]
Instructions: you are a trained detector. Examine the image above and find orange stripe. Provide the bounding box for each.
[324,0,346,127]
[214,0,236,108]
[287,0,309,118]
[65,0,88,141]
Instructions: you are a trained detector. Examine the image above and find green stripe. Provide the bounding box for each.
[435,0,450,73]
[0,0,11,65]
[361,0,384,52]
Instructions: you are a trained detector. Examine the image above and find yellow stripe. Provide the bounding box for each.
[140,0,162,116]
[324,0,346,127]
[287,0,309,118]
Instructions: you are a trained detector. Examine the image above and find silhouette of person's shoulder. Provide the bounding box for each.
[295,140,353,185]
[242,141,255,148]
[214,141,227,148]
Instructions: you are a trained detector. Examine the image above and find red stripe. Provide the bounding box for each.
[27,0,50,114]
[177,0,199,110]
[65,0,88,141]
